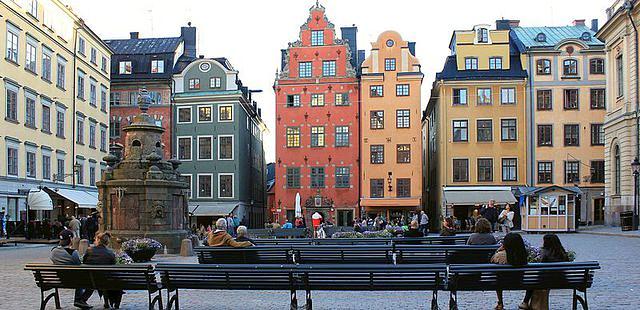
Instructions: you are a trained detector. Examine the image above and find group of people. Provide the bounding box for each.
[206,218,254,248]
[352,211,430,235]
[193,213,242,239]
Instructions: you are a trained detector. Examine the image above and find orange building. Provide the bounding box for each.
[360,31,423,223]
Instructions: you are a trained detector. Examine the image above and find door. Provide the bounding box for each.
[593,198,605,225]
[337,210,353,227]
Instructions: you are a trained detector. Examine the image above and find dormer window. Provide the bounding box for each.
[119,61,132,74]
[477,28,489,43]
[581,32,592,41]
[536,33,547,42]
[151,60,164,74]
[311,30,324,46]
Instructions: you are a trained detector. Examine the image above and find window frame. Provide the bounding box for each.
[370,110,384,129]
[298,61,312,78]
[489,57,502,70]
[197,105,213,123]
[217,134,234,161]
[616,54,624,97]
[465,57,478,70]
[452,120,469,142]
[310,126,325,147]
[564,161,580,184]
[537,124,553,147]
[396,84,410,96]
[210,77,222,88]
[286,167,301,188]
[335,167,350,188]
[396,178,411,198]
[537,161,553,184]
[500,119,517,141]
[536,89,553,110]
[452,158,469,182]
[452,88,468,105]
[218,104,233,122]
[370,145,384,164]
[384,58,396,71]
[310,167,325,189]
[477,158,494,182]
[311,30,324,46]
[218,173,235,199]
[476,119,493,142]
[590,88,606,109]
[370,179,385,198]
[370,85,384,97]
[589,58,605,75]
[286,94,301,107]
[590,160,605,184]
[151,59,164,74]
[563,59,578,76]
[322,60,336,77]
[590,123,604,146]
[177,106,192,124]
[396,109,410,128]
[118,61,132,75]
[188,78,200,90]
[335,126,349,147]
[197,173,213,198]
[563,124,580,146]
[396,144,411,164]
[477,88,492,105]
[197,135,213,161]
[310,94,325,107]
[500,88,516,105]
[536,59,551,75]
[286,127,301,148]
[177,136,192,161]
[501,158,518,182]
[563,89,579,110]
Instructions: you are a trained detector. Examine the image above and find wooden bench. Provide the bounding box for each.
[156,263,446,310]
[394,245,499,264]
[194,246,293,264]
[446,261,600,310]
[273,228,308,239]
[292,245,396,264]
[24,264,163,310]
[252,235,470,246]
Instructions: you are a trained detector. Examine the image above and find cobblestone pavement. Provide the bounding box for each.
[1,233,639,309]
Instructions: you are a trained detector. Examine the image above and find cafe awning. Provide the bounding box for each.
[47,188,98,209]
[27,189,53,210]
[443,187,516,205]
[188,202,238,217]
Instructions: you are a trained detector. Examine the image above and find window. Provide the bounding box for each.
[477,120,493,142]
[616,54,624,97]
[477,158,494,182]
[100,86,107,111]
[42,154,50,180]
[396,144,411,163]
[76,116,84,144]
[396,109,410,128]
[453,159,469,182]
[370,145,384,164]
[101,56,107,72]
[56,110,65,137]
[198,106,212,122]
[370,85,383,97]
[26,151,36,178]
[453,89,467,105]
[590,58,605,74]
[335,93,349,106]
[219,105,233,121]
[564,89,579,109]
[42,51,52,81]
[286,167,301,188]
[396,84,409,96]
[465,57,478,70]
[90,48,97,64]
[501,119,517,141]
[210,77,221,88]
[489,57,502,69]
[538,162,553,184]
[77,71,85,100]
[56,58,66,88]
[311,94,324,107]
[500,88,515,104]
[384,58,396,71]
[198,174,212,198]
[502,158,517,182]
[78,37,85,55]
[591,124,604,145]
[311,126,325,147]
[198,136,212,160]
[564,124,580,146]
[7,147,18,176]
[591,160,605,183]
[311,30,324,46]
[335,167,350,188]
[90,166,96,186]
[29,0,38,17]
[310,167,325,188]
[537,125,553,146]
[299,62,312,78]
[100,126,107,151]
[397,179,411,198]
[590,89,605,109]
[563,59,578,76]
[89,82,97,106]
[151,60,164,73]
[177,107,191,123]
[218,136,234,160]
[76,162,83,185]
[335,126,349,147]
[370,111,384,129]
[188,78,200,90]
[178,137,192,160]
[25,96,36,127]
[565,161,580,184]
[537,90,552,110]
[26,41,37,72]
[370,179,385,198]
[536,59,551,75]
[477,88,492,105]
[119,61,132,74]
[42,105,50,132]
[477,28,489,43]
[89,122,96,148]
[615,145,621,193]
[322,60,336,76]
[6,28,19,63]
[56,158,64,181]
[287,94,300,107]
[453,120,468,142]
[286,127,300,147]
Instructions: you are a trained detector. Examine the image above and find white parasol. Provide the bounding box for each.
[295,192,302,218]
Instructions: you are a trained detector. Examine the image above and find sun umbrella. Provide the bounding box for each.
[295,192,302,218]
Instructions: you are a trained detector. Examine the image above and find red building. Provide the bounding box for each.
[274,3,362,227]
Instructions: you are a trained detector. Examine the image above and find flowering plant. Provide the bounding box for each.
[115,251,134,265]
[121,238,162,253]
[331,231,364,239]
[363,230,393,238]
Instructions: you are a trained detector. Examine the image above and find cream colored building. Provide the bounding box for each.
[359,31,423,223]
[0,0,111,226]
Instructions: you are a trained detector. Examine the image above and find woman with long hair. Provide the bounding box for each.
[491,233,528,310]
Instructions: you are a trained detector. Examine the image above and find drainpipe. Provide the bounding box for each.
[72,25,79,189]
[528,55,535,187]
[626,1,639,160]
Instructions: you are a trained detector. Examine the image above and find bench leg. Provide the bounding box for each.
[54,288,61,309]
[448,291,458,310]
[40,288,58,310]
[150,290,163,310]
[166,289,179,310]
[290,290,298,310]
[305,289,312,310]
[431,290,438,310]
[573,289,588,310]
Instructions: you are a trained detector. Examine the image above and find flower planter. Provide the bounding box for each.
[125,247,158,263]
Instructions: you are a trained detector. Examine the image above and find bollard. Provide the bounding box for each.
[190,235,201,248]
[71,237,80,250]
[180,239,194,257]
[78,239,90,256]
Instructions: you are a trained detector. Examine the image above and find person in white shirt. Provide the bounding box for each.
[498,205,515,233]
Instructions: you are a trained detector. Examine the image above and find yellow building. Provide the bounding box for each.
[425,23,527,230]
[0,0,112,228]
[512,19,606,231]
[360,31,423,223]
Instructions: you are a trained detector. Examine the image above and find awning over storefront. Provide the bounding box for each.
[188,202,238,217]
[46,187,98,209]
[27,189,53,210]
[443,187,516,205]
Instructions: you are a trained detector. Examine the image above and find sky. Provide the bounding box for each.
[65,0,611,162]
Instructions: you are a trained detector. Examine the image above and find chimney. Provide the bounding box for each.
[130,32,139,39]
[408,42,416,56]
[509,20,521,28]
[591,19,599,32]
[496,19,511,30]
[280,49,287,71]
[180,23,197,58]
[573,19,586,26]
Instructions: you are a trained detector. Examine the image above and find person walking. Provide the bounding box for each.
[83,232,122,309]
[49,229,92,309]
[419,211,429,236]
[226,214,235,236]
[491,233,528,310]
[0,207,6,238]
[482,200,499,232]
[499,205,515,234]
[69,216,81,239]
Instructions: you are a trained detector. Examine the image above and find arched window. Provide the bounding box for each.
[563,59,578,76]
[536,32,547,42]
[581,32,592,41]
[132,139,141,147]
[615,145,621,194]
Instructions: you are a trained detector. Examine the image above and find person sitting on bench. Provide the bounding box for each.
[403,220,423,238]
[235,226,255,245]
[208,218,252,248]
[491,233,528,310]
[49,229,92,309]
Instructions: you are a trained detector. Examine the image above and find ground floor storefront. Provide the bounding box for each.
[441,186,518,232]
[360,197,422,226]
[187,201,265,229]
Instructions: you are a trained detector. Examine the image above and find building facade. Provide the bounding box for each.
[597,0,640,226]
[274,2,362,227]
[359,31,423,223]
[425,22,527,230]
[173,57,267,228]
[105,25,196,160]
[512,20,606,230]
[0,0,111,230]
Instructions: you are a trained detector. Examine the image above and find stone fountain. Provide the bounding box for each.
[97,88,188,253]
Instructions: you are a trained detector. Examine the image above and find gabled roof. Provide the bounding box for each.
[105,37,183,55]
[436,55,527,81]
[511,25,603,50]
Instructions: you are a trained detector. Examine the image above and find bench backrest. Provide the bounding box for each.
[395,245,499,264]
[446,261,600,291]
[195,246,293,264]
[24,264,157,292]
[273,228,308,238]
[292,245,395,264]
[252,235,470,246]
[156,264,296,290]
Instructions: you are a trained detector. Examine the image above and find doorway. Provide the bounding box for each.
[593,198,605,225]
[337,210,353,227]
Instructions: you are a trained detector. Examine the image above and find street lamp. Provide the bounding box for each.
[632,158,640,230]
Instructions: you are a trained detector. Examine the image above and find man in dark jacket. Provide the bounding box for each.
[481,200,499,231]
[50,229,92,309]
[82,232,121,308]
